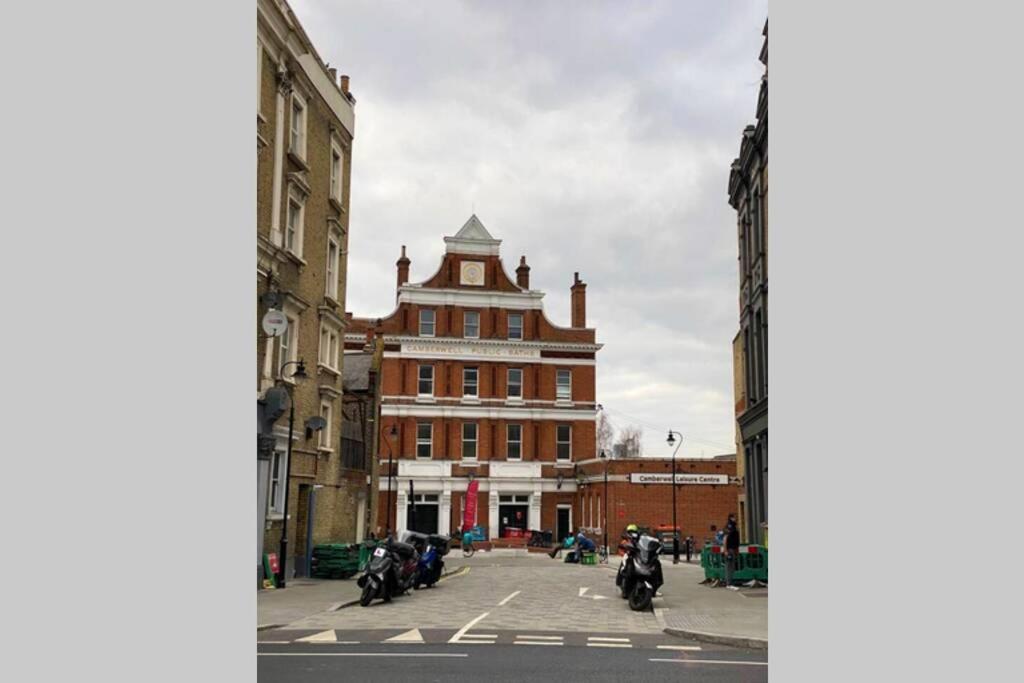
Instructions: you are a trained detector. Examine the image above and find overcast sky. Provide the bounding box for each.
[291,0,767,458]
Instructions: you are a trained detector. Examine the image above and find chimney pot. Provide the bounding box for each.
[327,67,337,83]
[571,272,587,328]
[340,74,350,93]
[396,245,411,300]
[516,255,531,289]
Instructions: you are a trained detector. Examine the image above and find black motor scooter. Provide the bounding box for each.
[357,537,419,606]
[615,532,664,611]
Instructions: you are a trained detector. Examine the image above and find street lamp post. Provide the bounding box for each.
[666,430,684,565]
[383,424,398,537]
[276,359,308,589]
[599,450,609,557]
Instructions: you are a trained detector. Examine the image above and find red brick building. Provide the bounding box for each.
[575,456,738,547]
[346,216,601,542]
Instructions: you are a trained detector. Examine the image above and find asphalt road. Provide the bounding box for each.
[257,641,768,683]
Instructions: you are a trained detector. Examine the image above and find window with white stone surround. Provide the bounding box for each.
[416,423,432,459]
[508,312,523,340]
[418,364,434,396]
[319,402,332,449]
[319,324,339,371]
[462,423,478,460]
[464,311,480,338]
[286,190,305,257]
[419,309,435,337]
[556,369,572,401]
[556,424,572,461]
[325,236,339,299]
[507,424,522,460]
[507,368,523,399]
[330,142,344,201]
[463,367,478,397]
[290,92,306,159]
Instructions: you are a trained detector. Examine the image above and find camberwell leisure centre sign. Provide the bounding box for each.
[630,473,730,485]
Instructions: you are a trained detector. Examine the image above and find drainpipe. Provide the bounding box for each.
[271,63,292,246]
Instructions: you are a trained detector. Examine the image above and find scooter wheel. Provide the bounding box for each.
[359,583,375,607]
[628,585,653,612]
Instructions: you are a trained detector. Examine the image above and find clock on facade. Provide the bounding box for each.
[460,261,485,286]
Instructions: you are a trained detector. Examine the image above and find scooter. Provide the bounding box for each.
[357,537,419,606]
[405,531,450,589]
[615,532,664,611]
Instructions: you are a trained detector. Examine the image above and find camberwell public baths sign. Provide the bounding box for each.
[402,341,540,359]
[629,473,730,485]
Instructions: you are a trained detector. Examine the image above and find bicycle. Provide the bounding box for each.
[461,531,476,558]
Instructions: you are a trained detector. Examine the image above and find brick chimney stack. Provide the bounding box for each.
[571,272,587,328]
[396,245,411,300]
[516,255,531,289]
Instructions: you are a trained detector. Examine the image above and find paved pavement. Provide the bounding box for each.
[655,559,768,648]
[257,550,767,648]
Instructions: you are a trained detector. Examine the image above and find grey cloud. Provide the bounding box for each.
[293,0,767,457]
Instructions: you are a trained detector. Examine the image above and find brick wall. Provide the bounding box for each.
[576,458,738,544]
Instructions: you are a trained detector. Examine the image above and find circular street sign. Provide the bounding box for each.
[262,309,288,337]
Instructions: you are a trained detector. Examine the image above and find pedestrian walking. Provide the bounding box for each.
[685,535,693,563]
[724,518,740,587]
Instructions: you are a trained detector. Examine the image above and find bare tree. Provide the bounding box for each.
[596,411,615,457]
[615,425,643,458]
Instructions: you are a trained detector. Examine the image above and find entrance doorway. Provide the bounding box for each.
[556,505,572,545]
[406,494,439,534]
[498,494,529,537]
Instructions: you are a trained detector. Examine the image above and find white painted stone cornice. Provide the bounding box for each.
[398,286,545,310]
[386,335,601,354]
[381,404,596,421]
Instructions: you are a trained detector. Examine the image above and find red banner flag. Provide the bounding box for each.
[462,479,479,532]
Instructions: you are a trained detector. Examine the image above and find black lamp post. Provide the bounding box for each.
[384,424,398,537]
[599,450,609,556]
[666,430,683,565]
[276,359,308,589]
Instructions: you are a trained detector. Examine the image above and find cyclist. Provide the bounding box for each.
[461,525,476,558]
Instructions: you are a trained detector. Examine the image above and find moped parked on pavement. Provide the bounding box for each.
[404,531,450,589]
[356,537,420,606]
[615,532,664,612]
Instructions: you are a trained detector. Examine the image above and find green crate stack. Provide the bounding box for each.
[311,543,360,579]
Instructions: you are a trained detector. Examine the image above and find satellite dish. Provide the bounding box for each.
[263,386,288,423]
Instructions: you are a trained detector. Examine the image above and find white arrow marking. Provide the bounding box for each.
[579,587,590,597]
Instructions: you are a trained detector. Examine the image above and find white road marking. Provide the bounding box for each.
[515,635,563,640]
[296,630,337,643]
[588,637,631,642]
[448,612,491,643]
[459,633,498,639]
[648,658,767,667]
[259,653,469,658]
[384,629,424,643]
[587,642,632,648]
[514,641,562,646]
[578,587,590,597]
[656,645,702,651]
[498,590,521,606]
